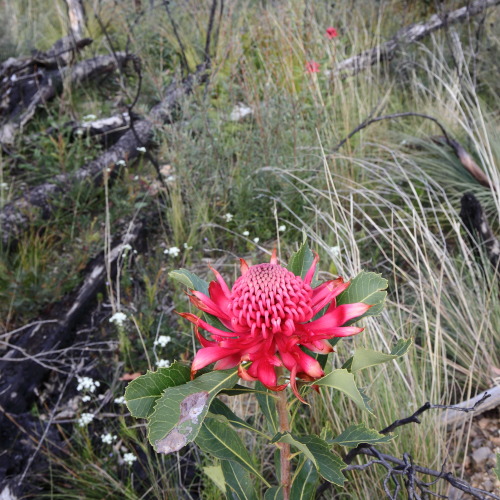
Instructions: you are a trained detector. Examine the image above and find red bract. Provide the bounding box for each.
[305,61,320,74]
[178,251,370,402]
[326,27,338,39]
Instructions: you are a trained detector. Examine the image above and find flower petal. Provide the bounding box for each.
[192,346,240,372]
[177,312,237,338]
[303,252,319,286]
[307,303,371,333]
[311,279,350,313]
[209,265,231,297]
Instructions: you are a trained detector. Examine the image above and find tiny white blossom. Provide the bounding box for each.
[81,395,91,402]
[242,230,250,237]
[229,103,253,122]
[136,146,146,153]
[223,213,234,222]
[156,359,171,368]
[83,114,97,122]
[101,432,117,445]
[77,376,100,393]
[116,159,126,167]
[278,225,286,232]
[165,175,176,182]
[122,243,132,253]
[330,246,341,258]
[183,243,193,250]
[78,413,94,427]
[154,335,172,348]
[133,175,139,180]
[75,129,84,136]
[253,237,260,244]
[0,182,9,190]
[114,396,126,405]
[164,246,180,257]
[123,452,137,465]
[109,312,127,327]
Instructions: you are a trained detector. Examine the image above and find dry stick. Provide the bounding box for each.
[164,0,190,75]
[333,0,500,78]
[331,111,493,190]
[315,394,496,500]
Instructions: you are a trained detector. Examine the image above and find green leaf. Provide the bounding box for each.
[331,424,393,447]
[221,384,259,396]
[196,416,270,487]
[290,459,319,500]
[148,369,238,453]
[169,268,209,295]
[264,486,283,500]
[203,464,226,493]
[495,453,500,480]
[287,239,315,280]
[271,433,346,486]
[336,271,388,320]
[124,362,191,418]
[345,338,413,372]
[315,369,372,413]
[221,460,259,500]
[209,399,261,435]
[255,382,279,434]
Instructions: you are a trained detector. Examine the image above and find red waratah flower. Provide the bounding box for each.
[326,27,338,39]
[178,251,371,402]
[305,61,320,74]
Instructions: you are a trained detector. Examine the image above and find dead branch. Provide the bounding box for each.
[317,395,497,499]
[333,0,500,78]
[0,62,208,247]
[460,192,500,268]
[0,218,145,414]
[0,40,131,145]
[65,0,86,41]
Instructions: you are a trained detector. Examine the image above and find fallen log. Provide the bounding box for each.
[0,62,209,247]
[332,0,500,78]
[441,385,500,427]
[0,46,132,145]
[0,218,145,414]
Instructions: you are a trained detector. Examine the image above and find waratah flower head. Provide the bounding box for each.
[179,250,370,402]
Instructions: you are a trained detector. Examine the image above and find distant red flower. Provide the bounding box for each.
[305,61,320,74]
[326,27,338,39]
[179,251,370,402]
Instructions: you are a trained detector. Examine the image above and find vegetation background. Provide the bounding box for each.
[0,0,499,498]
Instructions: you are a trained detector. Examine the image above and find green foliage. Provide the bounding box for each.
[290,459,319,500]
[331,424,393,448]
[221,460,259,500]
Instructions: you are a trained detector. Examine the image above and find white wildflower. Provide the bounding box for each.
[223,213,234,222]
[116,159,126,167]
[154,335,172,348]
[278,225,286,232]
[82,114,97,122]
[156,359,171,368]
[229,103,253,122]
[81,395,91,403]
[122,243,132,253]
[253,237,260,244]
[101,432,117,445]
[164,246,180,257]
[183,243,193,250]
[123,452,137,465]
[165,175,176,182]
[114,396,126,405]
[109,312,127,327]
[242,230,250,237]
[78,413,94,427]
[76,376,100,393]
[0,182,9,190]
[330,246,341,258]
[136,146,146,153]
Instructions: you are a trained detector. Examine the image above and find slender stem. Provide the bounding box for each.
[276,368,291,499]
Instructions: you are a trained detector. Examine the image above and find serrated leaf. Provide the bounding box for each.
[346,338,413,372]
[169,268,209,295]
[337,271,388,320]
[124,362,191,418]
[203,465,226,493]
[271,433,346,486]
[290,459,319,500]
[196,417,270,486]
[315,369,372,413]
[221,460,259,500]
[256,382,279,434]
[331,424,393,447]
[148,369,238,453]
[264,486,283,500]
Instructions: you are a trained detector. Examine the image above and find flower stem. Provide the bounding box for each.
[276,369,291,499]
